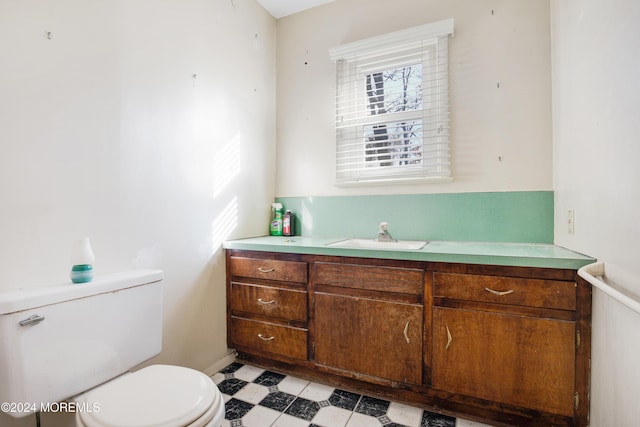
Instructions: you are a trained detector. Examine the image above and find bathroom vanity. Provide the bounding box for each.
[224,237,593,427]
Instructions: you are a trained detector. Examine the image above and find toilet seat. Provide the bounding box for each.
[76,365,224,427]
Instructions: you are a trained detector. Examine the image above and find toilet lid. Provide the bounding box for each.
[78,365,217,427]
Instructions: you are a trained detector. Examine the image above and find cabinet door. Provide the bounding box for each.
[432,307,575,416]
[314,293,423,385]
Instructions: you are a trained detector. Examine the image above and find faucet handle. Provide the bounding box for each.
[379,222,389,232]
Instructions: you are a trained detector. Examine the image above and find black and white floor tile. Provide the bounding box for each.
[211,362,492,427]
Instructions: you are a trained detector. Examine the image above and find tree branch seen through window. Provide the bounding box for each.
[365,65,423,169]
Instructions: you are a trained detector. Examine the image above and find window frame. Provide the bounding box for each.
[330,19,454,186]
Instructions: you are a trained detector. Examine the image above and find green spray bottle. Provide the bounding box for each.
[269,203,283,236]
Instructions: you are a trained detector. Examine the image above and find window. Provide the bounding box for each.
[330,19,454,185]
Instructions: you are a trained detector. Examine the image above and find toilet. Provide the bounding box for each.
[0,270,225,427]
[75,364,224,427]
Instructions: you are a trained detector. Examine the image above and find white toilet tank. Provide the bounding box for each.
[0,270,163,418]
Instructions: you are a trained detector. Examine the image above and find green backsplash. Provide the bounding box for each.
[276,191,553,244]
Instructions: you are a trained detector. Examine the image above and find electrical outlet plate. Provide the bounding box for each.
[568,210,575,234]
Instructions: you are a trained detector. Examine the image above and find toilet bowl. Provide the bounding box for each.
[76,365,225,427]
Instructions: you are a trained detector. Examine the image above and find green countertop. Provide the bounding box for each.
[223,236,595,270]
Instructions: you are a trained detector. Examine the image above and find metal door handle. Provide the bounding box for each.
[485,287,514,296]
[403,320,411,344]
[19,314,45,326]
[258,334,275,341]
[445,325,452,350]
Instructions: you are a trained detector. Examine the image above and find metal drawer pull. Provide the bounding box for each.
[19,314,45,327]
[258,334,275,341]
[258,267,275,273]
[403,320,411,344]
[485,287,514,296]
[445,325,452,350]
[258,298,276,305]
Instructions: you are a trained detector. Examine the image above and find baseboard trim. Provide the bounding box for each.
[204,351,236,376]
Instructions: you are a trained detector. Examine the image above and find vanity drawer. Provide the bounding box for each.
[433,273,576,311]
[229,256,308,283]
[230,316,307,360]
[314,262,423,295]
[230,282,307,322]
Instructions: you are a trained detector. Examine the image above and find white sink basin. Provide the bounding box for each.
[327,238,428,251]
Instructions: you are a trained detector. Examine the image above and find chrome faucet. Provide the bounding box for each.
[377,222,397,242]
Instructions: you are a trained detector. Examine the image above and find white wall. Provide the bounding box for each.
[551,1,640,425]
[275,0,553,197]
[0,1,275,426]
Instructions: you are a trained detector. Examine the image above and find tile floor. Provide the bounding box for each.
[211,362,492,427]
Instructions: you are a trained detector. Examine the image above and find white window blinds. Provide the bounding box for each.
[330,19,454,185]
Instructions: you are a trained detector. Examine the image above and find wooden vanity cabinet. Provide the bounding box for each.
[226,250,591,427]
[312,261,425,385]
[431,268,591,425]
[226,252,309,362]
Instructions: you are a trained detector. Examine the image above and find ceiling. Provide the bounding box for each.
[256,0,336,19]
